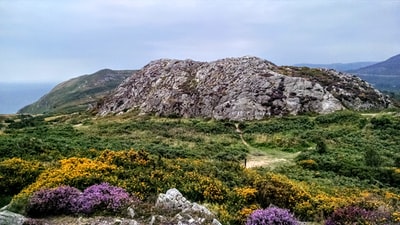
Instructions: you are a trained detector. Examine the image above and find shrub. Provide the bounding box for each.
[26,183,133,217]
[364,148,383,167]
[255,173,311,211]
[294,193,353,221]
[315,111,362,125]
[315,139,327,154]
[298,159,317,170]
[76,183,132,215]
[325,206,392,225]
[18,157,117,197]
[26,186,81,217]
[180,171,228,203]
[370,116,393,129]
[0,158,43,195]
[246,207,300,225]
[9,157,118,214]
[97,149,151,167]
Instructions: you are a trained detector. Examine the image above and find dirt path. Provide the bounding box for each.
[234,123,250,148]
[245,155,288,168]
[235,123,299,168]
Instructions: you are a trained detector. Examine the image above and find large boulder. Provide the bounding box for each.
[96,56,391,121]
[154,188,220,225]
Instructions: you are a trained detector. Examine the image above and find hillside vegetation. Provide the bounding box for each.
[18,69,134,114]
[0,111,399,224]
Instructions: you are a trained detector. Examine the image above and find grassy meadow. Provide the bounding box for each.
[0,110,399,224]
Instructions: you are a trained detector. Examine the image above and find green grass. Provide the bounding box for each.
[1,110,400,223]
[1,111,399,174]
[1,110,399,187]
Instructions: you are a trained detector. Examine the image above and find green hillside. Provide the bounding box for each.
[0,111,399,224]
[18,69,134,114]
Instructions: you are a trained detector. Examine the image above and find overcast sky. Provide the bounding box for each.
[1,0,399,83]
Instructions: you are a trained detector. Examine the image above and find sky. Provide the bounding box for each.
[1,0,399,83]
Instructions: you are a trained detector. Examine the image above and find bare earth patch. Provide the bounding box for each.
[235,123,299,169]
[245,155,288,168]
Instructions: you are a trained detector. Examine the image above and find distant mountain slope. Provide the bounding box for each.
[96,56,391,121]
[349,54,400,75]
[295,54,400,91]
[293,62,376,72]
[347,54,400,91]
[18,69,135,114]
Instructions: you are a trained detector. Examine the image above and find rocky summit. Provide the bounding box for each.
[96,56,391,121]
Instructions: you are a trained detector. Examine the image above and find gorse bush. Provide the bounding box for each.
[10,157,118,213]
[22,157,117,195]
[26,183,133,218]
[255,173,311,212]
[97,149,151,167]
[246,207,300,225]
[0,158,43,195]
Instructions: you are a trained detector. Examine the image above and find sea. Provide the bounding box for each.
[0,82,56,114]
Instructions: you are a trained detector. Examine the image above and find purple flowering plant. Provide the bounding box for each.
[325,206,392,225]
[26,183,133,217]
[246,207,300,225]
[26,185,81,217]
[76,182,132,214]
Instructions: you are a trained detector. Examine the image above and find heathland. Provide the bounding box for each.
[0,110,399,224]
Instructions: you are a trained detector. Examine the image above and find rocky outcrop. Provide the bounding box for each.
[0,210,26,225]
[154,188,221,225]
[96,56,391,121]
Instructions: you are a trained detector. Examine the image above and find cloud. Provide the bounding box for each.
[0,0,399,82]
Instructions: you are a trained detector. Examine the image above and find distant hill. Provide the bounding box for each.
[18,69,134,114]
[349,54,400,75]
[295,54,400,91]
[294,62,376,72]
[348,54,400,91]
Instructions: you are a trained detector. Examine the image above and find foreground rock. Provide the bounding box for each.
[0,210,26,225]
[155,188,221,225]
[96,56,391,121]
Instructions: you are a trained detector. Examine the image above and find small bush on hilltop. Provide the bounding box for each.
[246,207,300,225]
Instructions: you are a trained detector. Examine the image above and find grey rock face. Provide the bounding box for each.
[0,210,26,225]
[155,188,220,225]
[156,188,192,210]
[97,56,391,120]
